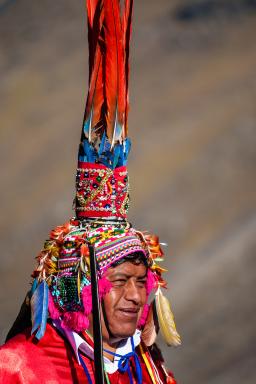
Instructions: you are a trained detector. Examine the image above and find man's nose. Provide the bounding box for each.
[124,280,141,304]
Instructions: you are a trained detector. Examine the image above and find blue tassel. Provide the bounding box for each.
[31,280,49,340]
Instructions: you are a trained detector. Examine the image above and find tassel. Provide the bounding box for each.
[155,286,181,347]
[141,303,158,347]
[77,268,81,302]
[48,291,61,320]
[61,311,89,332]
[31,280,49,340]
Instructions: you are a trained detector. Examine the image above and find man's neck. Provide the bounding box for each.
[87,326,123,361]
[102,339,117,362]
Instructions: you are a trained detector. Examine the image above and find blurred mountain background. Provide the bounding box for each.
[0,0,256,382]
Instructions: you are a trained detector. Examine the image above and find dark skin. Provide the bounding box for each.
[88,261,147,358]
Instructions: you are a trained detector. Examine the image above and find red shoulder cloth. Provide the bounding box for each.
[0,324,176,383]
[0,324,87,384]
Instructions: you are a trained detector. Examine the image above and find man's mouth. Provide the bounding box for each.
[117,308,140,319]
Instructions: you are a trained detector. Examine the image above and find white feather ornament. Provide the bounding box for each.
[155,286,181,347]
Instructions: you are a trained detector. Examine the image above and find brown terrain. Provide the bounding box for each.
[0,0,256,383]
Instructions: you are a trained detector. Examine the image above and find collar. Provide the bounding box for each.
[53,320,141,374]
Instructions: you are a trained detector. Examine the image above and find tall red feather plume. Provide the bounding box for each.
[122,0,133,135]
[83,1,104,142]
[83,0,133,147]
[104,0,123,146]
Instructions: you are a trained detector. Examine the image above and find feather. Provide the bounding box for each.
[80,0,133,164]
[155,286,181,347]
[83,107,94,141]
[112,141,121,168]
[87,0,104,76]
[87,0,101,28]
[141,303,158,347]
[31,280,49,340]
[104,0,125,147]
[83,8,104,143]
[98,130,106,156]
[111,105,124,150]
[122,0,133,135]
[31,278,38,296]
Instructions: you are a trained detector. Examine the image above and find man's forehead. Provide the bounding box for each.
[106,260,147,278]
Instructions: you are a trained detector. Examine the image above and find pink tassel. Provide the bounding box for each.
[146,270,157,295]
[48,292,61,319]
[61,311,89,332]
[81,285,93,315]
[98,276,112,299]
[137,271,157,328]
[50,277,112,332]
[81,276,112,316]
[137,304,150,328]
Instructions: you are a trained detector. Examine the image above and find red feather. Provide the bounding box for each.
[83,0,133,146]
[104,0,119,142]
[122,0,133,136]
[84,1,104,141]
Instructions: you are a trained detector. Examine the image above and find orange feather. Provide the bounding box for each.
[83,0,133,148]
[122,0,133,135]
[83,1,104,141]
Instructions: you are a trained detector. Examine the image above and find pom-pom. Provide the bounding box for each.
[81,276,112,317]
[137,304,150,328]
[48,292,61,320]
[81,285,93,315]
[61,311,89,332]
[98,276,112,299]
[146,269,157,295]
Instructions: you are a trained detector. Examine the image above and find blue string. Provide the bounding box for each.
[104,337,142,384]
[78,351,93,384]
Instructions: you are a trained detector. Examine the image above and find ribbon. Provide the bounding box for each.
[104,337,142,384]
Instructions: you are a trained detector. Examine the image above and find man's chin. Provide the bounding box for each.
[109,325,137,342]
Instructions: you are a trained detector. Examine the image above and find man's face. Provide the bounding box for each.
[101,261,147,343]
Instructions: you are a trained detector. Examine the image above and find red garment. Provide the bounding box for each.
[0,324,175,383]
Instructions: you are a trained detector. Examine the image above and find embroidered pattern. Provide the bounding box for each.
[75,162,129,219]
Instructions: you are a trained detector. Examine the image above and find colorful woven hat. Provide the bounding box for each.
[30,0,181,349]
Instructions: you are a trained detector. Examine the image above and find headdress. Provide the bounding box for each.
[29,0,181,372]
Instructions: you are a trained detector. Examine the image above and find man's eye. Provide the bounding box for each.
[112,279,126,286]
[137,280,146,287]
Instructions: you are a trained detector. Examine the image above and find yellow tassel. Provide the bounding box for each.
[77,269,81,302]
[155,286,181,347]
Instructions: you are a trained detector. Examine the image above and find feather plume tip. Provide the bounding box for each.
[155,287,181,347]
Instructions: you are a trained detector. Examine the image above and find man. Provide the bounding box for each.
[0,0,180,382]
[0,240,177,383]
